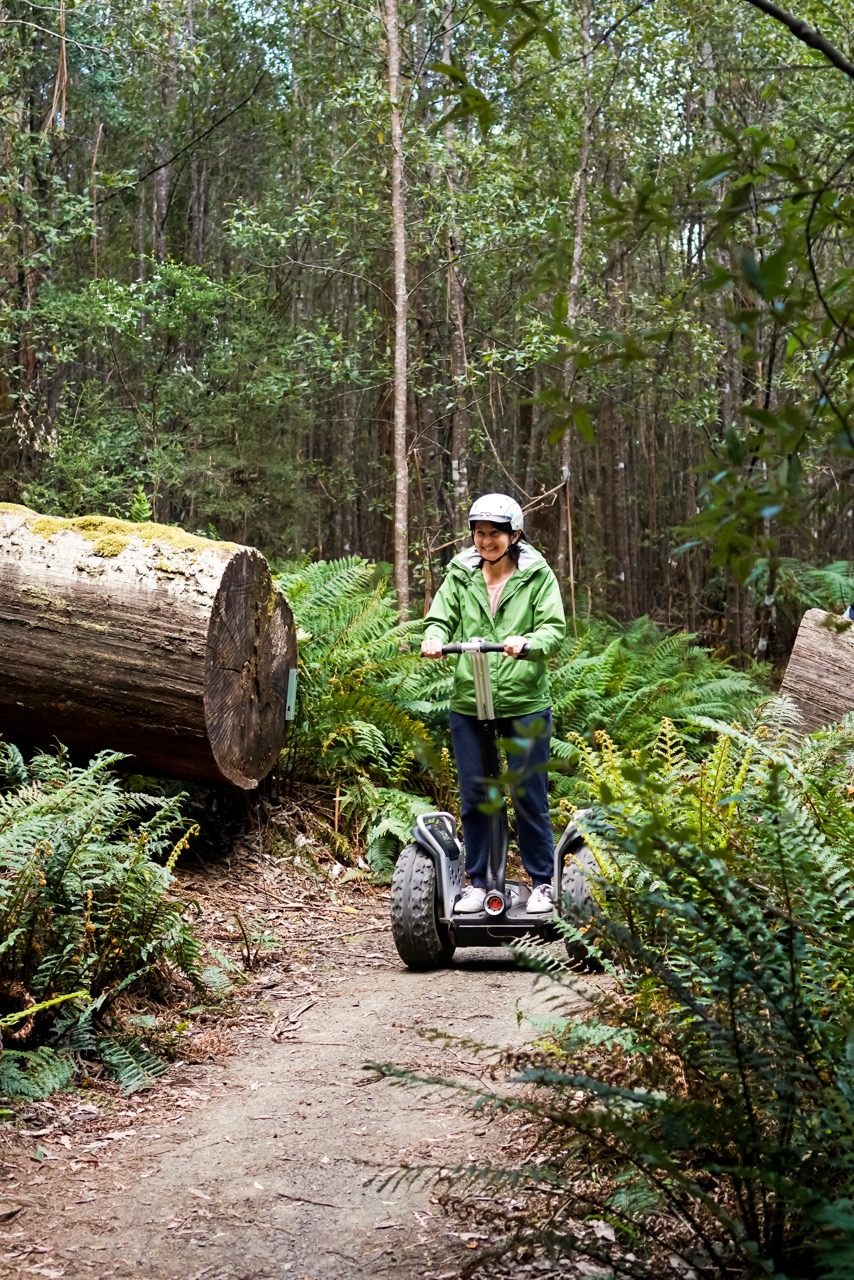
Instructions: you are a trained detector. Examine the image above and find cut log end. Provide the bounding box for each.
[778,608,854,735]
[205,552,297,788]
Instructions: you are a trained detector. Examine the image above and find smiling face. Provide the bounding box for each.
[472,521,520,562]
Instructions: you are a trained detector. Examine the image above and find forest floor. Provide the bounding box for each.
[0,833,604,1280]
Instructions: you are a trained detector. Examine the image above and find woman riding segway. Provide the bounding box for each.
[421,494,566,916]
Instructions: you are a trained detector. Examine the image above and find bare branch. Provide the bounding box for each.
[740,0,854,81]
[97,70,268,206]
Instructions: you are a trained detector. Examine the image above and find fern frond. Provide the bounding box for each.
[97,1036,169,1093]
[653,719,686,774]
[0,1047,74,1100]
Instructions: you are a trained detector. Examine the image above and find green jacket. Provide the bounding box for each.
[423,544,566,718]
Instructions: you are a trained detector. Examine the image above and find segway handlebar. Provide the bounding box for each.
[441,641,505,655]
[440,640,530,656]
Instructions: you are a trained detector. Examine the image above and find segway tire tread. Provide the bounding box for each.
[391,843,455,970]
[562,841,603,971]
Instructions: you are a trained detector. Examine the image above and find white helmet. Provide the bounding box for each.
[468,493,524,532]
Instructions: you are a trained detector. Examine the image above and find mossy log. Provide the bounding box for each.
[0,505,297,789]
[778,607,854,735]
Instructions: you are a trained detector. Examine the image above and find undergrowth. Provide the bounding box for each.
[0,744,202,1098]
[377,707,854,1278]
[272,557,445,878]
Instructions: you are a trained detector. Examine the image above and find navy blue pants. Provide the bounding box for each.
[449,708,554,889]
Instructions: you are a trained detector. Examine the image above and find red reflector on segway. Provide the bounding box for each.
[485,894,504,914]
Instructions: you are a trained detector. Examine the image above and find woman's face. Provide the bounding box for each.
[472,521,519,562]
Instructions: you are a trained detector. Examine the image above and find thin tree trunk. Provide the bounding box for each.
[153,29,177,263]
[557,0,591,631]
[189,153,206,265]
[444,3,469,543]
[386,0,409,615]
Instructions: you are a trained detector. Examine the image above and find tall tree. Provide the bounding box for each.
[386,0,410,615]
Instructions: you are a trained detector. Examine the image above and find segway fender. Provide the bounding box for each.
[555,808,594,911]
[412,813,464,918]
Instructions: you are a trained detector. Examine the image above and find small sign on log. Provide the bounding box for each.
[778,607,854,735]
[0,505,298,789]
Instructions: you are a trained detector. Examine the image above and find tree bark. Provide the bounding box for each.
[386,0,410,615]
[444,4,469,542]
[779,609,854,733]
[0,507,297,788]
[557,0,591,626]
[153,28,178,263]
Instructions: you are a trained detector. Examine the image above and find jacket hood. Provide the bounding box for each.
[451,542,547,575]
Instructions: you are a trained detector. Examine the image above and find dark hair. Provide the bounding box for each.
[470,520,524,566]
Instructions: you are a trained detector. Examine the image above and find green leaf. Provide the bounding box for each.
[695,152,735,188]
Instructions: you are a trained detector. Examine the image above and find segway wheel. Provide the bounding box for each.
[562,841,604,971]
[391,843,455,970]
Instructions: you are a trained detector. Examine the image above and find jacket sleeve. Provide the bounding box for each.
[419,576,460,645]
[423,573,462,644]
[524,567,566,659]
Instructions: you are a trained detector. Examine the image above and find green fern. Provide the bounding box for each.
[339,779,436,880]
[97,1036,169,1093]
[522,714,854,1276]
[551,617,762,750]
[0,1046,75,1101]
[273,558,440,796]
[0,745,202,1097]
[128,486,153,523]
[760,556,854,614]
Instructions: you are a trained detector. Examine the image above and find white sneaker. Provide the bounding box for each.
[526,883,554,914]
[454,886,486,914]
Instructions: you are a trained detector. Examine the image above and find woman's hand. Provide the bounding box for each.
[421,637,444,658]
[503,635,529,658]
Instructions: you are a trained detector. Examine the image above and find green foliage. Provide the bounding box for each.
[275,558,438,787]
[339,780,437,881]
[489,713,854,1277]
[96,1037,169,1093]
[0,1046,75,1102]
[757,558,854,616]
[0,745,201,1096]
[128,486,153,523]
[549,618,764,804]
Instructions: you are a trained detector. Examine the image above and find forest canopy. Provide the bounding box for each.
[1,0,853,656]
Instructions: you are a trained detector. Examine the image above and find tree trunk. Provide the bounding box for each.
[386,0,410,615]
[0,507,297,789]
[557,0,591,625]
[189,152,207,266]
[444,4,469,541]
[153,29,178,263]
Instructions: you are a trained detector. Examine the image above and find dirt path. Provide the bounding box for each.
[1,875,591,1280]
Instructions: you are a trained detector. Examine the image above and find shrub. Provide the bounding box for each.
[551,616,762,755]
[375,710,854,1277]
[274,557,438,790]
[0,744,201,1096]
[461,710,854,1278]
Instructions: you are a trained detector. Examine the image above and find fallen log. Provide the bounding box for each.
[778,607,854,735]
[0,505,297,788]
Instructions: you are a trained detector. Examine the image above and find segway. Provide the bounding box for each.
[390,638,598,969]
